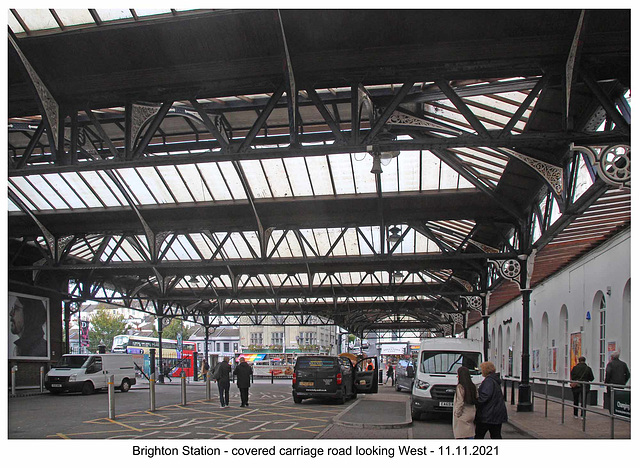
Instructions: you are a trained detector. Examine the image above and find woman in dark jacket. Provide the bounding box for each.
[474,361,508,439]
[233,357,253,407]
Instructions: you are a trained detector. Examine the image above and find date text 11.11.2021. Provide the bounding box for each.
[439,446,499,456]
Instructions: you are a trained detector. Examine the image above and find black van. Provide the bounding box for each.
[292,355,378,404]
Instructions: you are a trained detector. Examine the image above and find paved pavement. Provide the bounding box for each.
[9,379,630,439]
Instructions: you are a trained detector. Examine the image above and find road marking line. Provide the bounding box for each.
[105,418,143,432]
[54,433,69,439]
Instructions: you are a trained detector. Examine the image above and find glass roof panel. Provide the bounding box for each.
[95,9,134,22]
[190,233,214,259]
[343,229,360,256]
[113,168,154,205]
[327,228,347,256]
[306,156,334,195]
[328,154,356,195]
[380,157,400,192]
[398,151,421,192]
[217,162,248,200]
[134,9,174,18]
[135,167,175,204]
[421,151,441,190]
[261,159,292,198]
[8,199,20,212]
[54,9,96,27]
[156,165,192,203]
[57,174,100,208]
[230,232,253,259]
[120,239,145,262]
[10,177,53,210]
[197,162,233,201]
[176,165,213,202]
[283,157,313,196]
[8,13,25,34]
[15,10,58,32]
[440,162,461,189]
[240,160,271,198]
[352,154,377,193]
[41,173,86,209]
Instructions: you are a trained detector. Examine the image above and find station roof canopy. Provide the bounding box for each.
[7,9,631,336]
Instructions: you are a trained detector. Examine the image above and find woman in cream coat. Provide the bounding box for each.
[453,366,477,439]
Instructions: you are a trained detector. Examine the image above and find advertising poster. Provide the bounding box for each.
[548,347,557,373]
[570,332,582,369]
[80,320,90,349]
[532,349,540,372]
[8,292,50,360]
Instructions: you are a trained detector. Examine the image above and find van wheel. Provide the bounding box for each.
[293,394,302,404]
[81,382,94,395]
[120,379,131,392]
[411,409,422,421]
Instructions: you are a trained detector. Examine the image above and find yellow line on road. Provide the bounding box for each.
[54,433,70,439]
[105,418,143,432]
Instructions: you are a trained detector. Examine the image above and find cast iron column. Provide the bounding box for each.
[517,288,533,411]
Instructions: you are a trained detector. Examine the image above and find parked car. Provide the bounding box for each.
[292,355,378,404]
[410,338,483,420]
[395,359,416,392]
[45,353,137,395]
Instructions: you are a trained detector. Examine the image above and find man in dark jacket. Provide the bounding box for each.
[213,356,232,408]
[475,361,508,439]
[570,356,595,418]
[233,356,253,407]
[604,352,630,412]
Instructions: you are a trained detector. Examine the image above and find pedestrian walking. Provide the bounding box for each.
[453,366,477,439]
[385,363,394,385]
[163,361,172,382]
[604,351,629,412]
[570,356,595,418]
[200,358,210,380]
[233,356,253,407]
[212,356,231,408]
[474,361,508,439]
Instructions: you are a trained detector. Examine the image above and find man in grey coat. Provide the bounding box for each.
[213,356,232,408]
[604,351,630,412]
[233,356,253,407]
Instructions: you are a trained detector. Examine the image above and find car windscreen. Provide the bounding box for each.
[420,351,482,375]
[54,355,89,368]
[296,357,337,368]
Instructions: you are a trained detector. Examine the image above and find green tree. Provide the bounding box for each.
[88,306,130,352]
[161,318,193,340]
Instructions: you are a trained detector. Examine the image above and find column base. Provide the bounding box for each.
[517,383,533,412]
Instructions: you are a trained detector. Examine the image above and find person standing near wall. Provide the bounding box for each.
[233,356,253,407]
[604,351,630,412]
[570,356,594,418]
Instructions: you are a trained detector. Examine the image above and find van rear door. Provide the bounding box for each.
[295,357,339,393]
[354,357,379,394]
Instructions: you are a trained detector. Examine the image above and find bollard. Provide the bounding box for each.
[271,370,274,384]
[205,372,211,401]
[11,365,18,396]
[40,366,45,393]
[582,384,587,432]
[180,371,187,406]
[149,372,156,412]
[610,386,615,439]
[544,379,548,418]
[108,375,116,419]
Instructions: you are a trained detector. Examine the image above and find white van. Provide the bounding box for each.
[410,338,484,420]
[45,353,137,395]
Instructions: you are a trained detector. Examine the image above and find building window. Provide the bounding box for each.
[599,296,607,381]
[216,342,221,352]
[234,343,238,352]
[272,332,284,346]
[301,332,316,345]
[250,332,263,346]
[224,342,229,353]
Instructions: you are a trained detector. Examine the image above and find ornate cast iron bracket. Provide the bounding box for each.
[501,148,564,195]
[571,143,631,188]
[488,249,536,291]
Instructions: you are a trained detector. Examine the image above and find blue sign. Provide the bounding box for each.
[586,311,591,320]
[127,348,143,354]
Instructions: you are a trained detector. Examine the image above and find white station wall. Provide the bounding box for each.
[467,229,631,402]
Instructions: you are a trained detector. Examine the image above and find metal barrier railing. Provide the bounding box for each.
[502,375,630,438]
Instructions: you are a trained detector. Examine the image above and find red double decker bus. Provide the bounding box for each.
[112,335,197,378]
